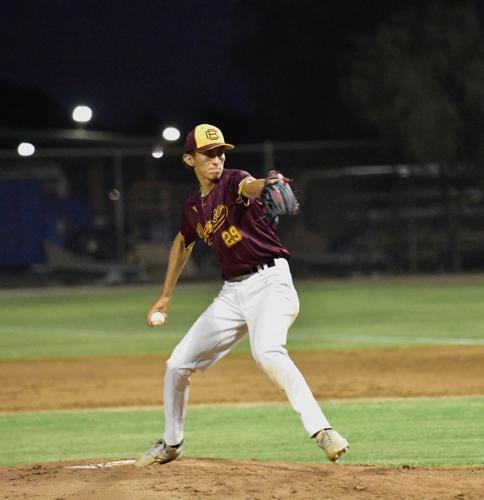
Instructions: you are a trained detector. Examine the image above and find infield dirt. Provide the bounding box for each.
[2,346,484,412]
[2,346,484,499]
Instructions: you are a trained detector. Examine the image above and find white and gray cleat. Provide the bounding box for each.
[314,429,349,462]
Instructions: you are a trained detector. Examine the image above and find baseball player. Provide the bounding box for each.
[134,124,348,467]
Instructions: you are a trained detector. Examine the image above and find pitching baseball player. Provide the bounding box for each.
[134,124,348,467]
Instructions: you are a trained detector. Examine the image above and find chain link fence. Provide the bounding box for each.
[1,140,484,285]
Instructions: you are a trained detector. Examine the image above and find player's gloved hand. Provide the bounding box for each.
[261,170,299,226]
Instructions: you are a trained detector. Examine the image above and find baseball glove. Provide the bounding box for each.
[260,170,299,226]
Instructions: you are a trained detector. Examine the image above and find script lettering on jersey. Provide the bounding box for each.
[196,204,229,246]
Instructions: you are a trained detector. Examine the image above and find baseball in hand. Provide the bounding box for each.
[150,311,166,326]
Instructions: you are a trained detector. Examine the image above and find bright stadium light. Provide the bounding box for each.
[152,145,164,159]
[72,105,93,124]
[162,126,180,141]
[17,142,35,157]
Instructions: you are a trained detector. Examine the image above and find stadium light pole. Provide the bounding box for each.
[113,150,125,262]
[17,142,36,157]
[162,126,180,142]
[152,145,164,158]
[72,105,93,127]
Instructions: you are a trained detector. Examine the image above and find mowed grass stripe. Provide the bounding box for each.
[1,397,483,468]
[1,278,484,359]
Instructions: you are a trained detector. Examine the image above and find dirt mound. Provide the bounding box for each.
[1,458,483,499]
[2,346,484,412]
[2,346,484,498]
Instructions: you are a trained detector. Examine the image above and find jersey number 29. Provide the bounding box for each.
[221,225,243,248]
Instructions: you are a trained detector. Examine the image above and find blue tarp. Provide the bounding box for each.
[0,180,92,266]
[0,180,46,266]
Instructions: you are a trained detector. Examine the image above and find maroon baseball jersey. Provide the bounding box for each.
[179,168,290,279]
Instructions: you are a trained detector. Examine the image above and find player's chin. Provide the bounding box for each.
[209,169,223,180]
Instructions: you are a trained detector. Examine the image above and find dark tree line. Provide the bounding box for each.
[345,1,484,271]
[228,0,484,142]
[0,80,68,130]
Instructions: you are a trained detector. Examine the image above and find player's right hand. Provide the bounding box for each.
[146,297,170,327]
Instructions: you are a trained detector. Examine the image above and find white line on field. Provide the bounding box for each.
[1,325,483,345]
[290,334,484,345]
[0,325,182,337]
[65,459,135,469]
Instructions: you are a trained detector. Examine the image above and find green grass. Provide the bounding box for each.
[1,397,483,468]
[1,278,484,359]
[1,278,482,470]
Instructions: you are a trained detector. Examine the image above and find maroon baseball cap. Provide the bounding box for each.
[184,124,235,153]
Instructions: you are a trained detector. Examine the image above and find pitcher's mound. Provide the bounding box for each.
[1,458,483,499]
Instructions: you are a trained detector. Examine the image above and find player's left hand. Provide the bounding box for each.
[261,170,299,225]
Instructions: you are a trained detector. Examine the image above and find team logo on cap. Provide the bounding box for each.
[205,129,220,140]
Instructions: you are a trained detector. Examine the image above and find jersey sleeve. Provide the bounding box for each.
[227,169,255,205]
[179,204,197,249]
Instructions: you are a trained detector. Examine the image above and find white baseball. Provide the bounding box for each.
[150,311,166,326]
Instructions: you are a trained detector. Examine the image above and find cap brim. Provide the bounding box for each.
[197,143,235,152]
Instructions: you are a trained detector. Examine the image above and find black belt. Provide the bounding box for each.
[227,258,277,282]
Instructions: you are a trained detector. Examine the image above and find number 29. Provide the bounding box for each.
[221,225,243,248]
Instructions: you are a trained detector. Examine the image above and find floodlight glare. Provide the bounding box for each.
[72,105,93,123]
[152,145,164,159]
[162,126,180,141]
[17,142,35,157]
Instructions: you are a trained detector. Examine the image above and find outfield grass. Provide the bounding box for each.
[1,397,483,468]
[1,278,484,359]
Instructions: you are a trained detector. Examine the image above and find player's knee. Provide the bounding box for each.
[252,345,287,368]
[252,348,290,388]
[165,358,192,383]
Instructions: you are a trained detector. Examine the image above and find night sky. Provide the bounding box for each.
[2,1,484,141]
[2,1,247,134]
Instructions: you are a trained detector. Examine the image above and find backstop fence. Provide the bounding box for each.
[1,140,483,283]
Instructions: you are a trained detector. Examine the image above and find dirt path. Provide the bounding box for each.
[2,346,484,412]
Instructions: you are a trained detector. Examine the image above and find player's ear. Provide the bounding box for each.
[183,153,195,168]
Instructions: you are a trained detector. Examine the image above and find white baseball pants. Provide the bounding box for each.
[163,258,331,445]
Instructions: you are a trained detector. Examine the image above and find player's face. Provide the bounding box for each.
[192,147,225,182]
